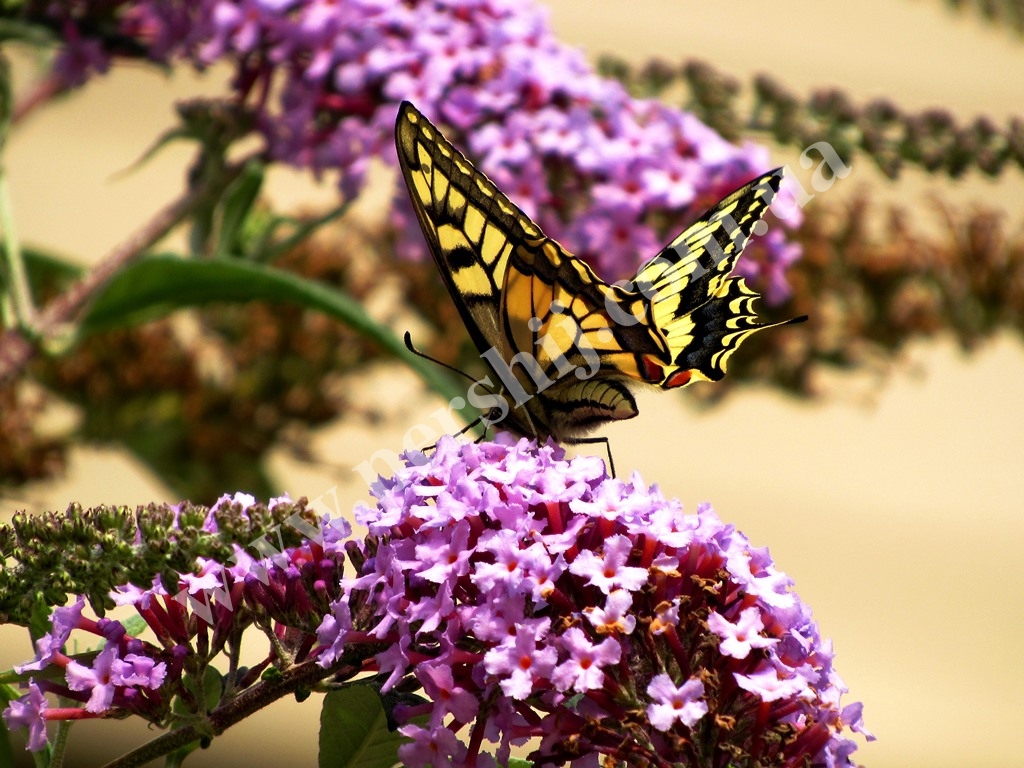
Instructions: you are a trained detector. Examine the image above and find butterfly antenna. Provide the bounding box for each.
[403,332,491,446]
[403,331,480,386]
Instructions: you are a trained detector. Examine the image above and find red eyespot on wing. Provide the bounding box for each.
[642,357,664,382]
[665,370,692,389]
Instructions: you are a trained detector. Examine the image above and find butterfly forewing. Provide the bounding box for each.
[395,103,539,359]
[636,169,782,318]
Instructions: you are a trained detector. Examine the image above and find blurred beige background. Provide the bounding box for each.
[2,1,1023,766]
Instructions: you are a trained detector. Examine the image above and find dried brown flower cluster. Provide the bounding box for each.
[7,239,387,502]
[944,0,1024,35]
[599,56,1024,179]
[0,383,64,485]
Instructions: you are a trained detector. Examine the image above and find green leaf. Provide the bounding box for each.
[23,247,85,285]
[0,714,13,768]
[214,160,265,259]
[120,614,150,639]
[0,19,57,48]
[254,203,351,264]
[111,126,197,181]
[21,247,85,306]
[319,687,405,768]
[80,255,467,409]
[202,666,225,711]
[165,741,202,768]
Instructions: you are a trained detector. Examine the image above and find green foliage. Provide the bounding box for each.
[80,253,464,407]
[212,160,267,259]
[22,246,84,291]
[0,684,16,766]
[319,687,405,768]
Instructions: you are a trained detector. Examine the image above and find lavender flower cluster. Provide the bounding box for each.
[4,441,868,763]
[318,435,870,767]
[33,0,799,300]
[3,493,349,752]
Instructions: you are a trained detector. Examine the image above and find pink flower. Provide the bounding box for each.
[646,673,708,731]
[708,605,779,659]
[328,435,868,767]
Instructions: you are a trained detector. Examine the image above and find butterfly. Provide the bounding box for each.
[395,101,804,448]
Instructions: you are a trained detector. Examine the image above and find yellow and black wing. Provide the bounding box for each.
[633,169,802,389]
[395,102,537,362]
[395,101,801,441]
[395,102,669,440]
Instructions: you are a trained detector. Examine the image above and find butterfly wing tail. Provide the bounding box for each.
[657,277,804,389]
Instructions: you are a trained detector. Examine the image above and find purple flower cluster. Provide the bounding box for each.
[32,0,800,300]
[318,435,870,767]
[3,492,349,753]
[4,446,869,764]
[3,595,178,751]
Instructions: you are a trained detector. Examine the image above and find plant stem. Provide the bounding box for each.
[0,160,247,385]
[0,50,35,332]
[49,715,72,768]
[0,169,36,329]
[98,657,338,768]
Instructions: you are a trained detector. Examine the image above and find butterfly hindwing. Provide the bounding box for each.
[632,169,795,388]
[501,238,668,387]
[657,276,782,387]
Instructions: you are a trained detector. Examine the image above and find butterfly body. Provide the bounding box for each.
[395,101,800,443]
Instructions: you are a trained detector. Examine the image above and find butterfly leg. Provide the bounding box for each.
[564,435,617,478]
[452,416,483,439]
[416,415,485,453]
